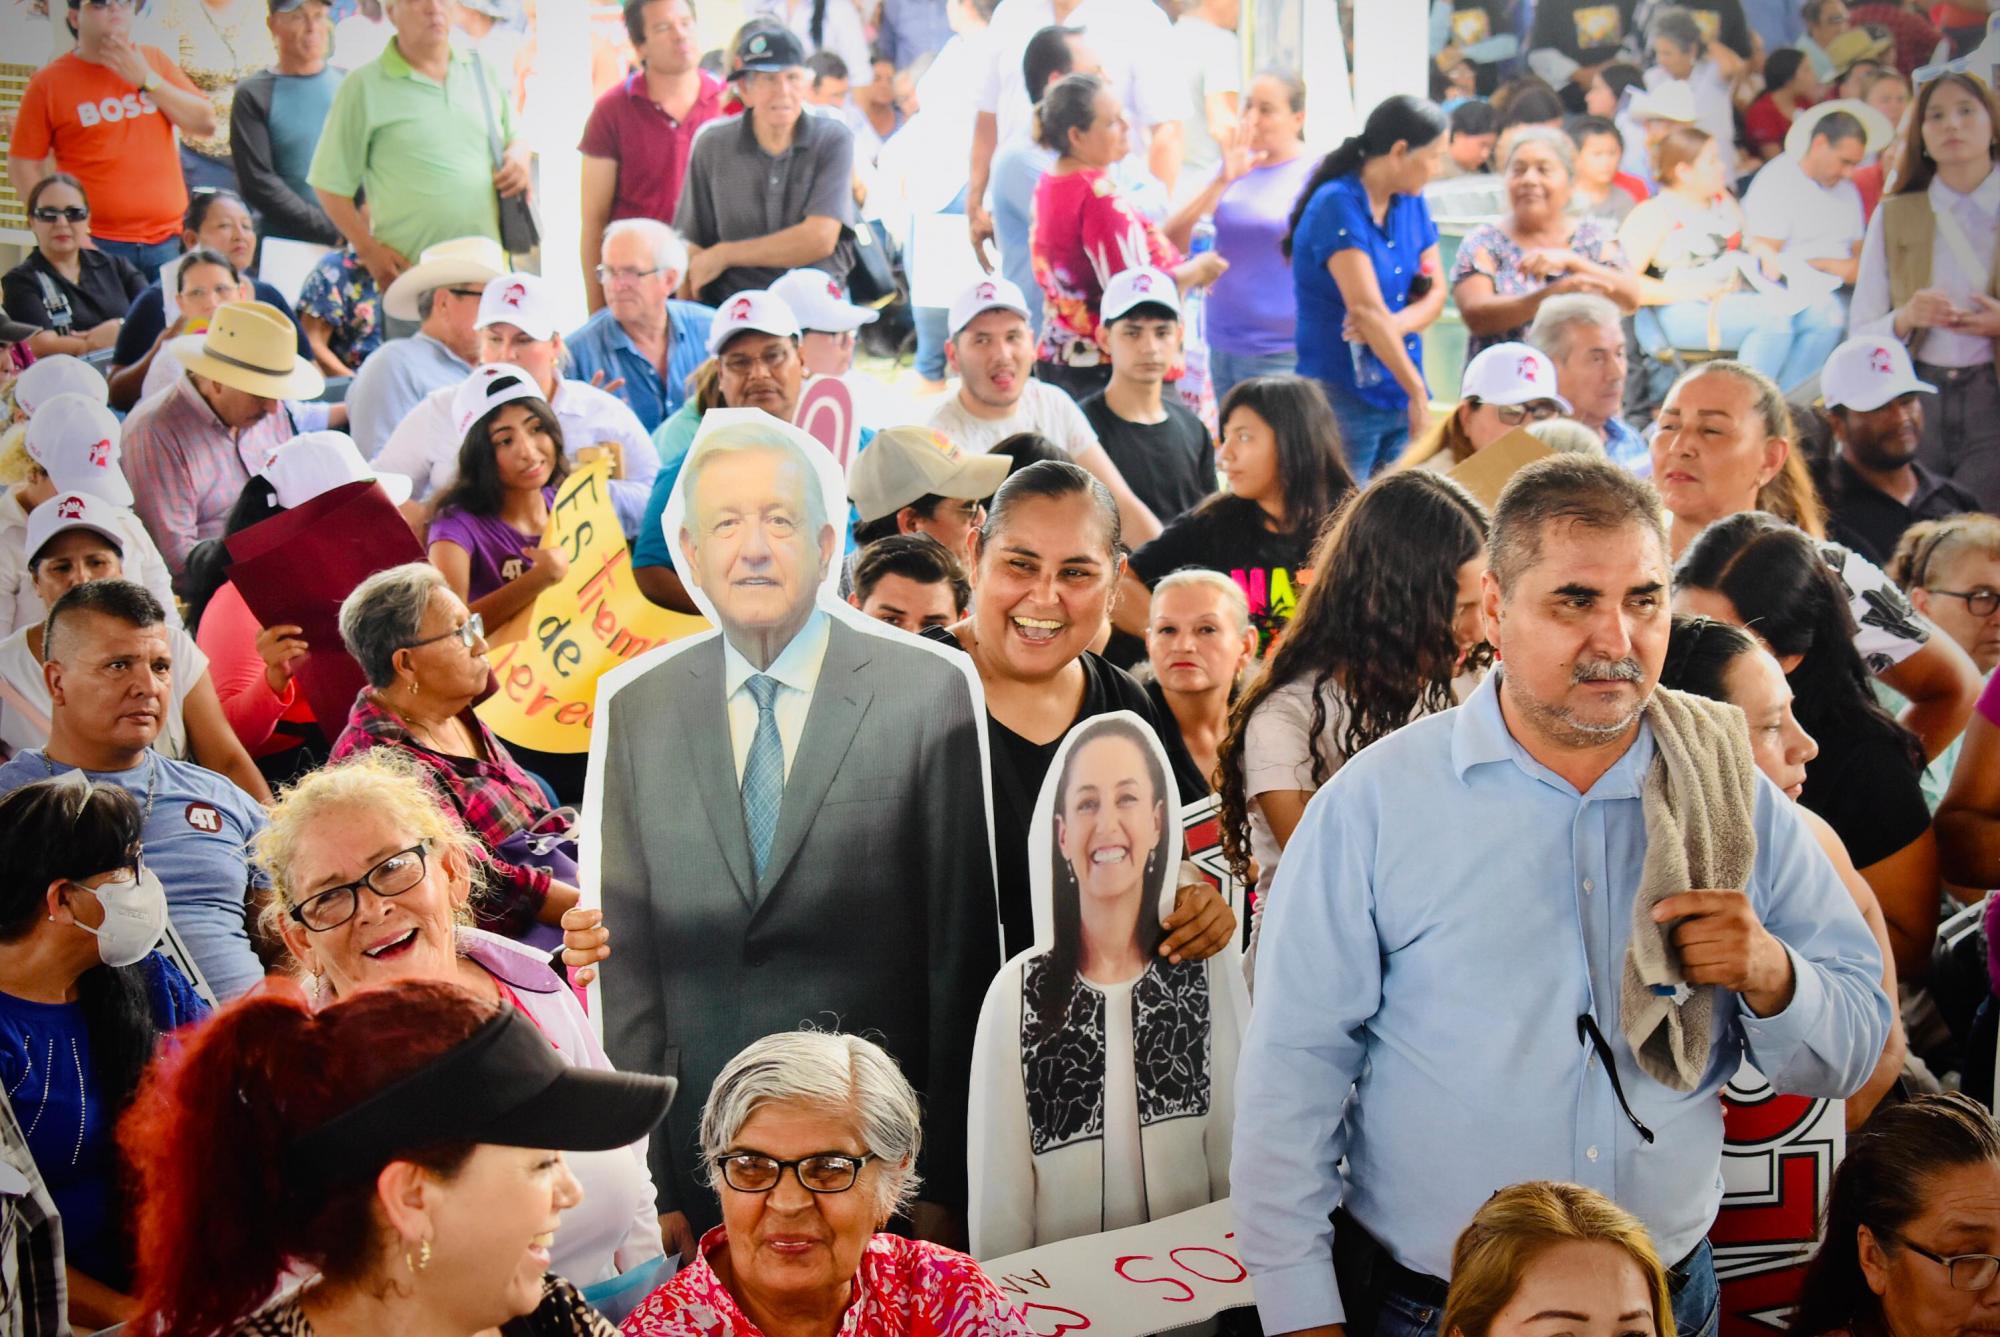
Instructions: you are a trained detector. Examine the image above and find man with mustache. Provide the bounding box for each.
[1233,455,1891,1337]
[0,580,268,999]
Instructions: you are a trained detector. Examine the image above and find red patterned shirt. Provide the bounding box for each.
[1029,167,1180,369]
[329,690,554,938]
[622,1228,1033,1337]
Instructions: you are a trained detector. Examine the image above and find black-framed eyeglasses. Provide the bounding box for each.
[445,285,486,299]
[716,1152,874,1194]
[69,0,137,10]
[720,345,796,377]
[1926,587,2000,618]
[1898,1238,2000,1291]
[288,844,429,932]
[401,612,484,653]
[31,206,88,223]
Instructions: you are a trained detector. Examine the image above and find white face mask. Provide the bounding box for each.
[71,866,168,969]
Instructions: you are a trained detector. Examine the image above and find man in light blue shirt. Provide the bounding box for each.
[1233,455,1890,1337]
[566,218,715,434]
[347,235,502,457]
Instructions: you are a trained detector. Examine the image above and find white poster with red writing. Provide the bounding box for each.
[1711,1063,1843,1335]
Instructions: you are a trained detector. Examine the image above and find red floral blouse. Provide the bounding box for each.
[1029,167,1180,369]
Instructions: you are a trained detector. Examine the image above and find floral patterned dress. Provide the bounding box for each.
[1030,167,1182,371]
[622,1228,1033,1337]
[1447,215,1626,360]
[295,247,383,372]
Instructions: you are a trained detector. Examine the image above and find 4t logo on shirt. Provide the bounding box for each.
[75,90,159,127]
[184,802,222,834]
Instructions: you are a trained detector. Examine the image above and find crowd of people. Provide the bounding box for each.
[1,0,1999,1334]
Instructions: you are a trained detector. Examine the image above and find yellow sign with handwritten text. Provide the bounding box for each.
[478,460,706,753]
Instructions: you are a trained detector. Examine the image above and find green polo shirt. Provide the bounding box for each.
[306,38,513,261]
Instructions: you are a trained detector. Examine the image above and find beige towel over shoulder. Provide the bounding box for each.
[1621,687,1760,1092]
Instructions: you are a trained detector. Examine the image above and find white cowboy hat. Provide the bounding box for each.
[1784,97,1896,161]
[382,236,510,321]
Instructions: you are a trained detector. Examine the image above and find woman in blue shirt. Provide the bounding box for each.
[0,777,206,1331]
[1284,95,1450,481]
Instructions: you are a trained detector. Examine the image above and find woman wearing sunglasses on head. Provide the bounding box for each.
[1392,341,1572,472]
[623,1030,1033,1337]
[1,175,148,359]
[330,563,582,945]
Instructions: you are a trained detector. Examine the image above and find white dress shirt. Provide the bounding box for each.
[721,607,832,786]
[375,375,661,532]
[974,0,1189,151]
[1851,167,2000,367]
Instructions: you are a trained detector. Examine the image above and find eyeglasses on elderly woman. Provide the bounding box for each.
[716,1151,877,1194]
[288,842,430,932]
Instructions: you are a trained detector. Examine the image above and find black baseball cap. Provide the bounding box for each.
[284,1006,674,1192]
[731,24,809,77]
[0,316,36,345]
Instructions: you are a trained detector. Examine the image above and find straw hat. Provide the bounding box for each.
[169,302,326,401]
[1784,96,1896,160]
[383,236,510,321]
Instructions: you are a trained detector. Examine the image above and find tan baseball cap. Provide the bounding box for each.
[848,426,1010,522]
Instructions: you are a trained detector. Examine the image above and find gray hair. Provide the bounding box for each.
[1525,417,1608,457]
[1527,292,1623,364]
[1490,454,1667,596]
[700,1030,923,1219]
[679,423,832,542]
[1150,567,1250,636]
[339,562,448,689]
[1503,124,1576,177]
[602,217,690,282]
[417,287,439,321]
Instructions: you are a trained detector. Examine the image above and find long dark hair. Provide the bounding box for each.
[1282,93,1446,258]
[1789,1093,2000,1337]
[1217,471,1488,885]
[1034,715,1171,1043]
[182,476,284,634]
[1204,375,1355,543]
[1674,513,1923,771]
[430,397,569,521]
[1657,613,1760,703]
[0,778,160,1162]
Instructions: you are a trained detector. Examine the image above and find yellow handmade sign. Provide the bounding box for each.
[479,459,706,752]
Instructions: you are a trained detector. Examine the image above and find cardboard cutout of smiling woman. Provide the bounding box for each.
[966,711,1249,1261]
[580,407,1000,1237]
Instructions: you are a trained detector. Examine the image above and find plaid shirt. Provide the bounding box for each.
[330,691,553,939]
[0,1089,70,1336]
[122,375,300,578]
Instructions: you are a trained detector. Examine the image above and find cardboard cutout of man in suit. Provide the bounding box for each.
[583,408,1000,1255]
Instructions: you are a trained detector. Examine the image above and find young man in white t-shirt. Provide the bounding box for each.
[927,276,1162,542]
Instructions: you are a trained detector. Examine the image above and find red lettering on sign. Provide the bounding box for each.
[1112,1257,1196,1304]
[1169,1247,1248,1285]
[1019,1303,1091,1337]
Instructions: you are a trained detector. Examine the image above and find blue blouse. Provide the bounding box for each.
[0,952,208,1285]
[1291,172,1438,411]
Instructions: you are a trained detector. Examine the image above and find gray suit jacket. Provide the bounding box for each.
[598,617,999,1228]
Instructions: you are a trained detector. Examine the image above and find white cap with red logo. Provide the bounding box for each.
[475,272,563,342]
[24,393,133,508]
[770,269,879,333]
[450,364,551,440]
[260,431,414,509]
[1822,336,1937,413]
[1100,266,1182,323]
[13,355,108,418]
[1460,342,1572,413]
[947,276,1031,338]
[705,290,804,355]
[25,489,125,564]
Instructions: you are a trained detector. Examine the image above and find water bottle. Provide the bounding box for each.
[1349,337,1385,389]
[1189,215,1217,256]
[1182,217,1217,419]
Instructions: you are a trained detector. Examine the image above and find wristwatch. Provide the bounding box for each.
[140,69,158,93]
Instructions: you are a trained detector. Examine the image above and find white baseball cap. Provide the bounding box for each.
[1627,79,1697,124]
[25,394,132,508]
[260,431,413,510]
[770,269,879,333]
[451,364,550,439]
[1461,342,1572,412]
[476,272,563,342]
[25,490,125,564]
[705,290,803,355]
[1822,337,1937,413]
[948,276,1031,337]
[14,355,108,418]
[1101,267,1181,323]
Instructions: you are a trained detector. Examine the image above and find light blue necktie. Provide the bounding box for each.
[741,674,784,884]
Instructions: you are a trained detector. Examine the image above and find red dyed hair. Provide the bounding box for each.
[119,979,501,1337]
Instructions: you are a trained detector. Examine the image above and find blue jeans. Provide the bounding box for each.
[1327,387,1411,481]
[912,186,968,382]
[1371,1240,1718,1337]
[1639,293,1846,395]
[93,236,182,284]
[1209,347,1297,402]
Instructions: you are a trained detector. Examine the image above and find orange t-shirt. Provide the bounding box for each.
[11,49,199,245]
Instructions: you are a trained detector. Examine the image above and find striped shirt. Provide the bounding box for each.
[122,375,300,579]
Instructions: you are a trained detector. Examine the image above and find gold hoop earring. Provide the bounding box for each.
[405,1238,432,1274]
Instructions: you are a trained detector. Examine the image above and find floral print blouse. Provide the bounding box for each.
[622,1228,1033,1337]
[1030,167,1181,370]
[296,247,383,372]
[1448,215,1625,359]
